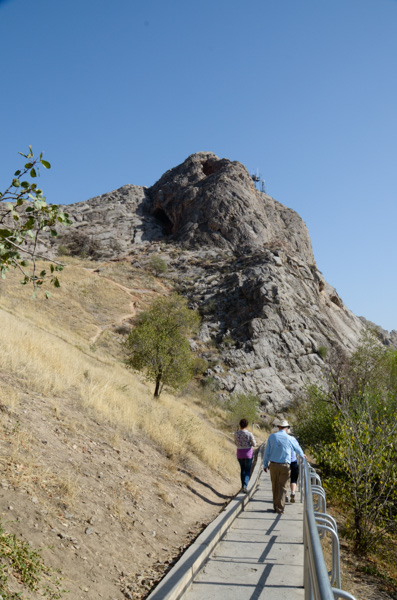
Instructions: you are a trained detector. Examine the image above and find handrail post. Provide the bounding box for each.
[302,458,356,600]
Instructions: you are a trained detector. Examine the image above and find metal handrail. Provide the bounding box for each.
[312,484,327,513]
[332,590,358,600]
[315,512,338,536]
[310,470,322,486]
[302,458,357,600]
[316,524,341,587]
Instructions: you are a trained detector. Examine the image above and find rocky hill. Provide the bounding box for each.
[45,152,394,410]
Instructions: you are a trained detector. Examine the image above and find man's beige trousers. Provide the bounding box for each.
[269,462,291,513]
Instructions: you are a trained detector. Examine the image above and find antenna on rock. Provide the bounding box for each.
[251,168,266,193]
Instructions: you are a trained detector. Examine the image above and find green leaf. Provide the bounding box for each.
[14,169,21,176]
[45,291,51,299]
[50,229,58,237]
[30,168,37,178]
[40,159,51,169]
[25,163,33,169]
[25,217,35,230]
[53,276,60,288]
[12,178,21,187]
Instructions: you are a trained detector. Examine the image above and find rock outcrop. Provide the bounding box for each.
[149,152,314,262]
[43,152,395,410]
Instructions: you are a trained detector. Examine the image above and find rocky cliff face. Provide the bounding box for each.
[46,152,380,410]
[149,152,314,262]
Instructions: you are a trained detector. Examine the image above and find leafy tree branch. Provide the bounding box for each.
[0,147,71,294]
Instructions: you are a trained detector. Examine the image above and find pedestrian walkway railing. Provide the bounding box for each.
[302,459,357,600]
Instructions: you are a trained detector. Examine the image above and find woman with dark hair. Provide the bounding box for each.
[234,418,256,493]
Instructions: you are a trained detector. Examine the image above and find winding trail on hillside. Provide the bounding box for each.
[84,267,167,345]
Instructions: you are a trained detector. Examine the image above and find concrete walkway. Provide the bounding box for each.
[183,472,304,600]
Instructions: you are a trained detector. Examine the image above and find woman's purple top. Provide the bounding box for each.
[237,447,254,459]
[234,429,256,459]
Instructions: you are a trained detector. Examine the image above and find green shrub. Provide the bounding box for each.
[316,346,327,359]
[149,255,168,276]
[202,376,221,393]
[225,392,260,429]
[193,356,209,376]
[57,245,70,257]
[293,384,336,451]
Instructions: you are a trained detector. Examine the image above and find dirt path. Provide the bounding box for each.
[85,267,163,344]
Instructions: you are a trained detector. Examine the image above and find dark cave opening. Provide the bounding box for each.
[201,159,222,177]
[153,208,173,235]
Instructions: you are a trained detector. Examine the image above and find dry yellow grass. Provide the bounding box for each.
[0,257,134,347]
[0,383,20,410]
[0,259,237,477]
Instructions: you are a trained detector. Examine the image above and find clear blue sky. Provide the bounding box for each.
[1,0,396,331]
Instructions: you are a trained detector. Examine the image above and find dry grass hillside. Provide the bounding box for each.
[0,257,266,599]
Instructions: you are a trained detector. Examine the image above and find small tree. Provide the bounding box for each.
[149,255,168,277]
[225,392,260,429]
[324,391,397,553]
[125,294,200,397]
[292,384,336,451]
[0,147,70,293]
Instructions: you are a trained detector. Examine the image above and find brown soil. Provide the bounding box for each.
[0,369,237,599]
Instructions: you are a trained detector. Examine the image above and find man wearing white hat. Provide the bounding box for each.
[263,419,305,514]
